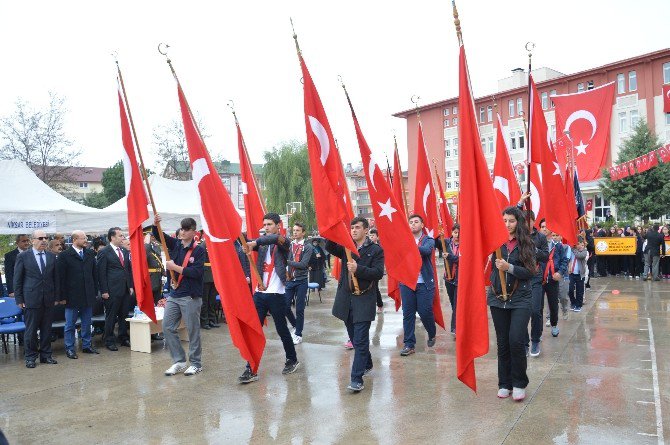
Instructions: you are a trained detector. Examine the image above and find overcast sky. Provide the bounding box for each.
[1,0,667,172]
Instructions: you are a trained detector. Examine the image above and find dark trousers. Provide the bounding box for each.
[375,284,383,308]
[200,282,217,325]
[596,256,607,276]
[587,252,596,277]
[543,280,559,328]
[152,287,163,305]
[445,281,457,332]
[529,275,544,343]
[253,292,297,363]
[23,305,54,361]
[400,283,436,348]
[345,310,372,384]
[103,294,130,346]
[568,274,585,308]
[284,280,308,336]
[490,305,531,390]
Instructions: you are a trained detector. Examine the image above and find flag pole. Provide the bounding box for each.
[385,152,392,185]
[116,58,177,287]
[524,42,535,230]
[227,102,268,290]
[394,134,410,216]
[432,159,453,281]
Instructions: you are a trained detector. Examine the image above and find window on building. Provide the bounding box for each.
[453,147,458,157]
[518,133,525,150]
[549,89,557,108]
[444,119,449,127]
[453,138,458,157]
[479,107,486,123]
[594,194,611,222]
[487,106,493,122]
[444,108,450,116]
[446,170,452,178]
[508,100,515,118]
[446,181,452,189]
[455,169,459,178]
[238,192,245,209]
[630,109,639,128]
[541,92,549,110]
[358,207,367,215]
[79,182,88,188]
[480,137,486,150]
[619,112,628,133]
[628,71,637,92]
[444,139,450,149]
[587,80,594,90]
[664,62,670,84]
[452,117,458,125]
[222,176,231,193]
[488,137,494,154]
[454,181,459,189]
[517,98,523,114]
[445,148,451,158]
[517,169,526,183]
[355,178,366,188]
[358,192,370,204]
[510,134,517,150]
[666,113,670,125]
[577,83,584,93]
[453,106,458,114]
[550,125,556,143]
[617,73,625,94]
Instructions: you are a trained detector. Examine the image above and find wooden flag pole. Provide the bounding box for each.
[431,159,452,281]
[116,59,176,287]
[495,248,508,300]
[393,134,410,216]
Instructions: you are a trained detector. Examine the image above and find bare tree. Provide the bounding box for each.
[153,116,212,180]
[0,92,81,190]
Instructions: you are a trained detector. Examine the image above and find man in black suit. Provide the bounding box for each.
[97,227,134,351]
[4,234,31,297]
[13,230,59,368]
[644,224,666,281]
[326,217,385,392]
[57,230,99,359]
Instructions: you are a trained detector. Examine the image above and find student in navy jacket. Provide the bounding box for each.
[543,231,568,338]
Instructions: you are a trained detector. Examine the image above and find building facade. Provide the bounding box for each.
[344,162,409,219]
[393,48,670,223]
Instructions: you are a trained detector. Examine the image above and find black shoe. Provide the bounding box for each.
[209,322,221,328]
[400,347,415,356]
[282,359,300,375]
[106,344,119,351]
[66,350,78,359]
[26,361,36,368]
[427,337,436,348]
[238,368,259,384]
[40,357,58,364]
[201,324,211,330]
[120,339,131,347]
[154,333,164,341]
[82,347,99,354]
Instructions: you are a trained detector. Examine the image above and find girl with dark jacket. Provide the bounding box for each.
[487,206,537,402]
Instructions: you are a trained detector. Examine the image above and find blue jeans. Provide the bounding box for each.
[345,310,372,384]
[284,280,308,336]
[64,306,92,351]
[253,292,297,363]
[400,283,436,348]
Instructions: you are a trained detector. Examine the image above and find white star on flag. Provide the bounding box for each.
[553,162,561,176]
[377,198,397,221]
[575,140,588,155]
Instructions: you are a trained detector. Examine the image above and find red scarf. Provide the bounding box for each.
[262,245,275,289]
[543,245,556,284]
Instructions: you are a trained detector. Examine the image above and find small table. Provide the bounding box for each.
[125,314,188,354]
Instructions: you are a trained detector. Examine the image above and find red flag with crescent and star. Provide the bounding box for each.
[117,90,156,323]
[344,91,422,294]
[493,113,521,210]
[553,82,615,181]
[530,76,578,246]
[663,84,670,114]
[386,143,408,310]
[299,55,357,254]
[412,122,445,330]
[176,84,266,373]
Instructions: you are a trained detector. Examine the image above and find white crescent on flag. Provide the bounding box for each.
[308,116,330,166]
[493,176,510,202]
[192,158,228,243]
[565,109,597,142]
[422,184,430,214]
[666,89,670,100]
[368,157,378,191]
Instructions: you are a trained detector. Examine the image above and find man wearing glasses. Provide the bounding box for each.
[97,227,134,351]
[152,215,205,377]
[13,230,59,368]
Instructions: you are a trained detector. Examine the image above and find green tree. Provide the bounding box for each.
[101,161,126,204]
[263,141,315,230]
[601,120,670,222]
[82,191,109,209]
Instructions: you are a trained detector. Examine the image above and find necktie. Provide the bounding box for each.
[117,248,124,266]
[38,252,46,274]
[79,250,84,260]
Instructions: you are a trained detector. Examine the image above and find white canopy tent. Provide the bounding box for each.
[0,160,127,234]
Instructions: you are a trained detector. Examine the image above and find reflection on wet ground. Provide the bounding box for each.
[0,275,667,444]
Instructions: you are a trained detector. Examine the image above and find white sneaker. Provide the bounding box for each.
[512,387,526,401]
[497,388,511,398]
[165,362,187,376]
[293,335,302,345]
[545,318,551,327]
[184,365,202,376]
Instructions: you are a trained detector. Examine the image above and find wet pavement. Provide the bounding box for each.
[1,274,668,444]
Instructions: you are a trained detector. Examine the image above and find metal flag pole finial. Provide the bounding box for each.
[158,43,170,60]
[526,41,535,66]
[290,17,301,56]
[452,0,463,45]
[411,95,421,120]
[227,99,239,123]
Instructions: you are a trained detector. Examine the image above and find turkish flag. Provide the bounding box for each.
[299,56,357,254]
[530,76,577,246]
[627,160,637,176]
[117,91,156,323]
[236,122,265,291]
[413,123,445,330]
[456,45,509,392]
[608,167,618,181]
[553,82,615,181]
[663,85,670,114]
[387,144,408,310]
[177,85,265,373]
[529,162,545,229]
[647,151,659,170]
[435,170,454,236]
[564,166,579,234]
[658,144,670,163]
[345,93,422,295]
[493,113,521,210]
[330,141,355,281]
[617,164,629,179]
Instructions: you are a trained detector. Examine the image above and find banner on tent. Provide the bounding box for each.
[1,214,57,233]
